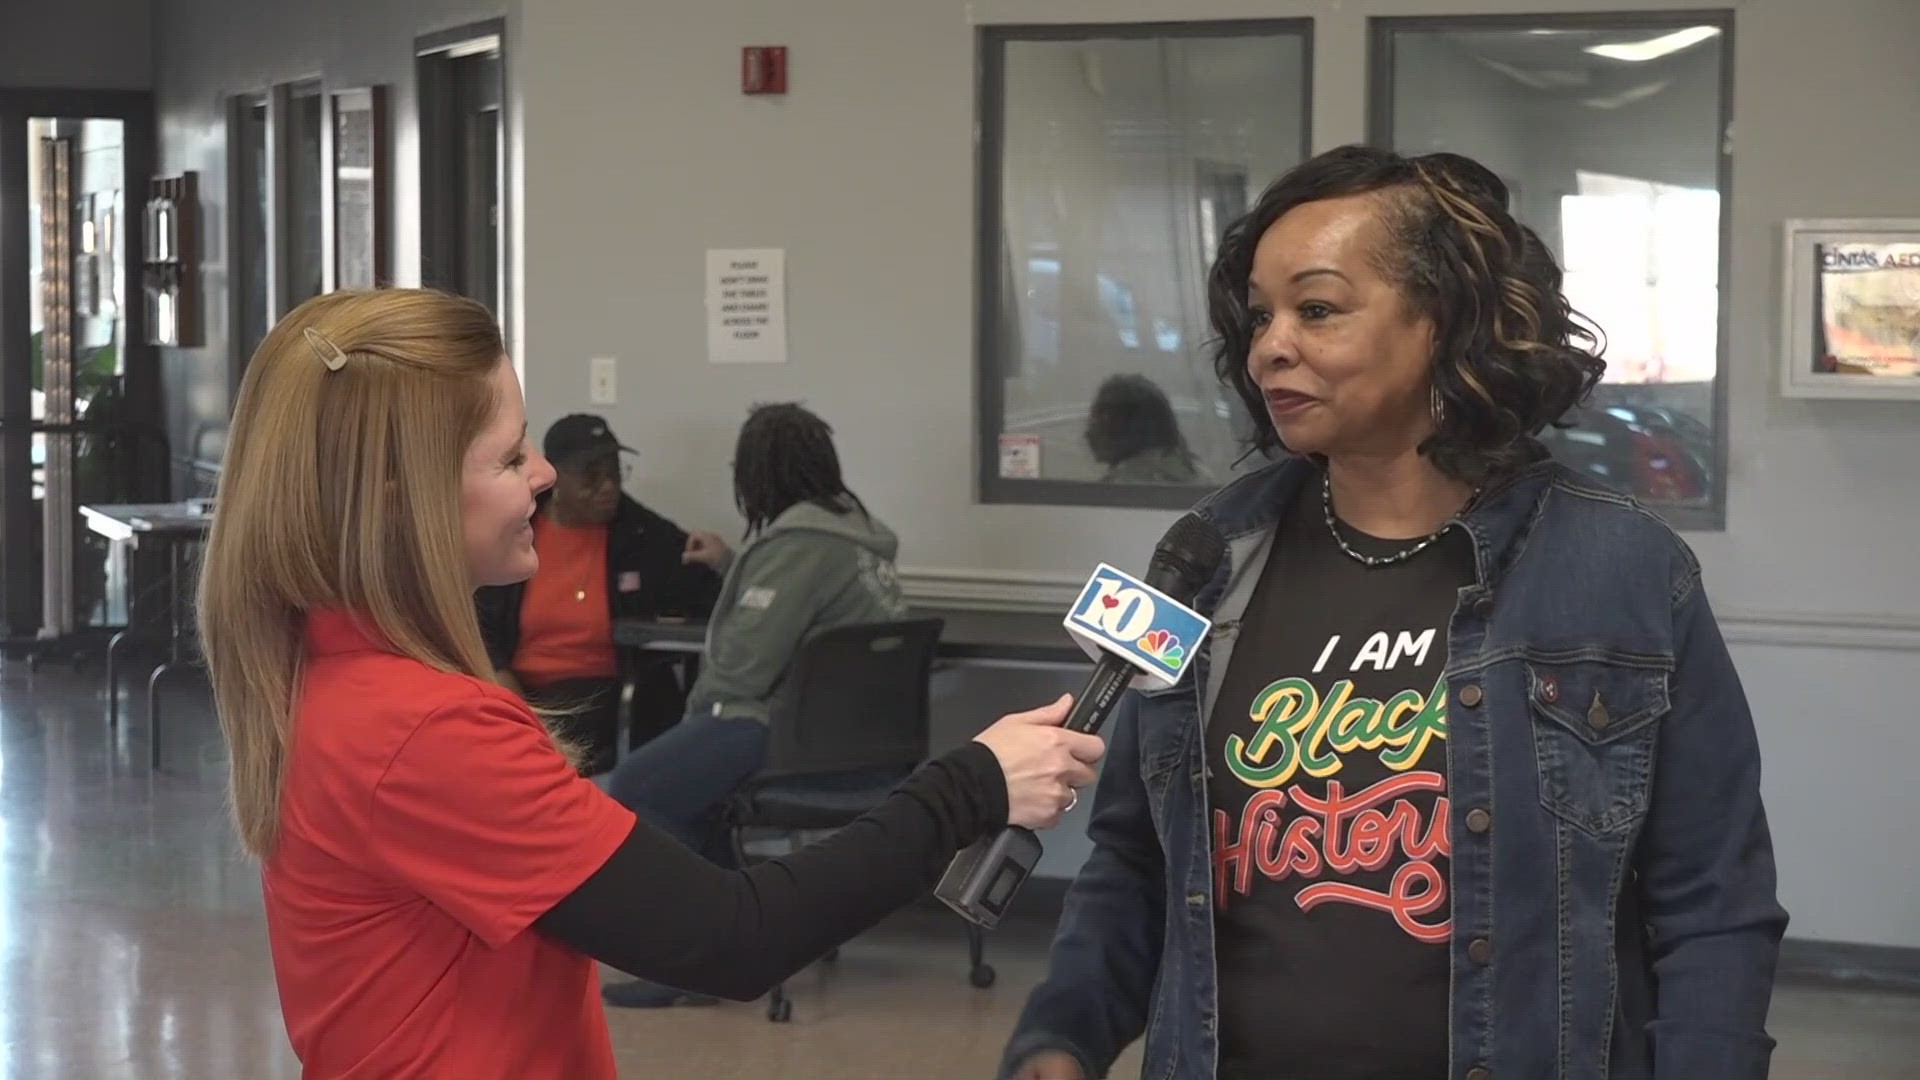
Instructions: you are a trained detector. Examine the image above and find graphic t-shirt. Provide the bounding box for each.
[1208,480,1474,1080]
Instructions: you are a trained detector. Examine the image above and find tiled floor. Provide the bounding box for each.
[1,661,1914,1079]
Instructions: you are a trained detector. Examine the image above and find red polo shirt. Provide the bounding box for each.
[264,609,635,1080]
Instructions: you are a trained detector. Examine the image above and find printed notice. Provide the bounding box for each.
[706,249,787,365]
[998,434,1042,479]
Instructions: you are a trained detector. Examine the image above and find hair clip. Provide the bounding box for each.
[303,327,349,372]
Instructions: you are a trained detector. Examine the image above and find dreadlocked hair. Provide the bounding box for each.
[732,402,868,538]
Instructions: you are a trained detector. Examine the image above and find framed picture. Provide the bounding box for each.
[322,86,389,292]
[1780,218,1920,400]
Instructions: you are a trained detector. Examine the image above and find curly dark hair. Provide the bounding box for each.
[1084,374,1190,467]
[732,402,867,538]
[1207,144,1605,483]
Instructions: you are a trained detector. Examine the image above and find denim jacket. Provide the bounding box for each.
[1003,456,1786,1080]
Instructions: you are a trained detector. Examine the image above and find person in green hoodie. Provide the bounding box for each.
[602,402,908,1009]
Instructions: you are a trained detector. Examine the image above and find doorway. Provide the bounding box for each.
[418,21,507,321]
[0,90,160,643]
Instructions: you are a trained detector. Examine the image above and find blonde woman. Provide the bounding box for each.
[198,289,1102,1080]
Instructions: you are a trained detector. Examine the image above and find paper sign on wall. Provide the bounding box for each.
[706,249,787,364]
[998,434,1042,479]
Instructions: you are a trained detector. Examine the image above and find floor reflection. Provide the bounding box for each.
[1,660,1915,1080]
[0,662,298,1080]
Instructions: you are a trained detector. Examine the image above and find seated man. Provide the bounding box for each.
[478,414,722,775]
[601,402,908,1008]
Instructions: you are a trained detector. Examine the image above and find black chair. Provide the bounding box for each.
[723,617,996,1023]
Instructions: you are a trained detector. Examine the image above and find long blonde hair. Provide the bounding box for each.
[199,288,506,859]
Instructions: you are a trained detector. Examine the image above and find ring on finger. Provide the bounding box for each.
[1063,789,1079,813]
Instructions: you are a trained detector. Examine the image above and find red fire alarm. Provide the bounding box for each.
[742,46,788,95]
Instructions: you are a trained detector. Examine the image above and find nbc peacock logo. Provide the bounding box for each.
[1137,629,1185,670]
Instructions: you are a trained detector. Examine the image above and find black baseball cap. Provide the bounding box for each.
[544,414,635,471]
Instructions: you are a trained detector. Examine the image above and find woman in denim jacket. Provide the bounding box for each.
[1003,145,1786,1080]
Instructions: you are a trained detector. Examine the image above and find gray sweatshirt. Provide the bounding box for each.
[685,501,908,723]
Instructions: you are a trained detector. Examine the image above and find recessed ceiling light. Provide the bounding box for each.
[1585,26,1720,63]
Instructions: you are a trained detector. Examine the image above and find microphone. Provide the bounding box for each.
[935,514,1228,928]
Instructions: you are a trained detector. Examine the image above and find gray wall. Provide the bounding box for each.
[150,0,523,494]
[520,0,1920,949]
[0,0,152,89]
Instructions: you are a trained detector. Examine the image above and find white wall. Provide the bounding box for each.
[0,0,152,89]
[520,0,1920,948]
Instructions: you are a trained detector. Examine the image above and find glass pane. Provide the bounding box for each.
[70,119,130,627]
[333,92,379,290]
[1381,21,1726,511]
[27,122,46,504]
[453,48,503,314]
[988,30,1309,492]
[23,117,128,630]
[287,84,326,307]
[462,107,500,314]
[234,98,270,365]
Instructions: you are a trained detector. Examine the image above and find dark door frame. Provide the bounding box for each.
[0,87,156,639]
[417,18,508,326]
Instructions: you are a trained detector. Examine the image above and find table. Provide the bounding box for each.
[611,606,1086,766]
[80,501,214,770]
[613,605,1087,669]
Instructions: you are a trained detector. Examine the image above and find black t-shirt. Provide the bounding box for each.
[1208,478,1474,1080]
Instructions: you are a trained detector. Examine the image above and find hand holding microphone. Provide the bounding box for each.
[937,514,1228,927]
[973,695,1105,830]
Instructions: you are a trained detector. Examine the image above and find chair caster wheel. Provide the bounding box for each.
[768,998,793,1023]
[970,964,997,989]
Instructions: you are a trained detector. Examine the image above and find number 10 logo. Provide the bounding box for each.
[1071,577,1158,642]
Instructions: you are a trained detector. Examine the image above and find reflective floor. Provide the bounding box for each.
[0,662,1914,1080]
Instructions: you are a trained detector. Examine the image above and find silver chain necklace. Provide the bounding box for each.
[1321,472,1455,568]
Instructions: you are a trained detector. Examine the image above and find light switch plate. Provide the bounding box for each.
[589,356,617,405]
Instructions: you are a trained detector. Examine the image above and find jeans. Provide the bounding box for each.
[604,714,770,864]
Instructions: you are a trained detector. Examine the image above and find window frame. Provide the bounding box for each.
[974,19,1315,510]
[1367,10,1735,532]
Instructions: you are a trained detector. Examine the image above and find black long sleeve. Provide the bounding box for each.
[533,742,1008,1000]
[657,560,722,620]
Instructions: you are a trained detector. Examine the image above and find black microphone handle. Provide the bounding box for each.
[1062,651,1139,734]
[934,649,1147,928]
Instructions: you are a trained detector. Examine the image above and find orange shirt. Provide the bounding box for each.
[513,515,618,687]
[265,609,635,1080]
